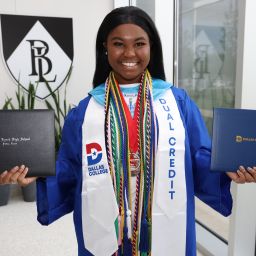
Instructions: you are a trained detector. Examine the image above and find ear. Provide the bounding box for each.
[103,42,107,50]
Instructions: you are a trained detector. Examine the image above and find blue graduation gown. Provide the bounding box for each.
[36,79,232,256]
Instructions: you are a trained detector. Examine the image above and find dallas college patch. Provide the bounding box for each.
[0,14,73,99]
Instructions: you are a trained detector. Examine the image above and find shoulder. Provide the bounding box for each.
[171,86,190,102]
[65,95,92,125]
[88,83,105,106]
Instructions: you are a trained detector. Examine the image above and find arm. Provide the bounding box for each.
[36,106,82,225]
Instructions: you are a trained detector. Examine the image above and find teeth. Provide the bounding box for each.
[122,62,137,67]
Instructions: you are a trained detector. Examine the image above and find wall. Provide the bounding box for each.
[229,0,256,255]
[0,0,113,109]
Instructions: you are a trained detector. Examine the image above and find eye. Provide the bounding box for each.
[135,41,146,47]
[113,41,123,47]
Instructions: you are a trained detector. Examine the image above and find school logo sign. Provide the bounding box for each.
[0,14,73,99]
[86,142,108,176]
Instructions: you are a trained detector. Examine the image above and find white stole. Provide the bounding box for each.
[81,89,187,256]
[152,89,187,255]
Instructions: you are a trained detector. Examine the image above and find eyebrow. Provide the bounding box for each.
[110,36,147,41]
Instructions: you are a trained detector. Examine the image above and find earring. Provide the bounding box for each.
[105,51,108,55]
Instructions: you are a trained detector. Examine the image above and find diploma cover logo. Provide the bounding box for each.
[0,14,73,99]
[86,142,103,166]
[236,135,256,143]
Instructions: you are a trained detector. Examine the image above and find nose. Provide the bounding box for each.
[123,45,135,57]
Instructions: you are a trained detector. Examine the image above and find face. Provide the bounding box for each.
[105,23,151,84]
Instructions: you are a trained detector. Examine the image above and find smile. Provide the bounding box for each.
[121,62,138,67]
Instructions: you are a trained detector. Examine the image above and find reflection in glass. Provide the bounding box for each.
[178,0,238,241]
[178,0,238,134]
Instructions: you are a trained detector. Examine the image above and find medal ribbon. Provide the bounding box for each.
[105,70,156,256]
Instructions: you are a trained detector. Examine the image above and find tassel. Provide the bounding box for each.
[126,209,132,239]
[139,219,150,253]
[123,227,133,256]
[118,245,122,256]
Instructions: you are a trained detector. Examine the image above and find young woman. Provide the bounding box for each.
[1,6,256,256]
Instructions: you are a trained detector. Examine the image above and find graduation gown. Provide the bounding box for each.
[36,79,232,256]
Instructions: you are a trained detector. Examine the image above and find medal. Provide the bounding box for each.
[130,151,140,176]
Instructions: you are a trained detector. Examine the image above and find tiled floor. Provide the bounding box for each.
[1,185,207,256]
[0,185,77,256]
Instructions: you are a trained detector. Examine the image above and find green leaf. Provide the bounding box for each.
[65,66,73,86]
[2,97,12,110]
[17,81,21,106]
[45,100,59,122]
[10,102,16,110]
[64,99,67,117]
[21,95,25,110]
[27,85,31,109]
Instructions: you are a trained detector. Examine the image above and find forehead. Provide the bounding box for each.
[107,23,149,41]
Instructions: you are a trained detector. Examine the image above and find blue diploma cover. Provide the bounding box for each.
[210,108,256,172]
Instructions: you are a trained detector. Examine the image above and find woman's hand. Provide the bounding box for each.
[0,165,37,187]
[226,166,256,184]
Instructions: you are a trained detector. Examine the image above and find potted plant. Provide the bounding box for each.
[0,184,11,206]
[0,97,15,206]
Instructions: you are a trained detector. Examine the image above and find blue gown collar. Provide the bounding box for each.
[89,78,173,106]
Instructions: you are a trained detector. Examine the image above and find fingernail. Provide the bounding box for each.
[10,166,19,173]
[1,170,8,176]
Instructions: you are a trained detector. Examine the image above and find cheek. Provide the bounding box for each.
[139,48,151,65]
[107,50,122,66]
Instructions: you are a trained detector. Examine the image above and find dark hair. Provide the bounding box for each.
[92,6,166,87]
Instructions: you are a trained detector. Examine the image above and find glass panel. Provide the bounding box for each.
[136,0,155,21]
[178,0,237,134]
[178,0,238,241]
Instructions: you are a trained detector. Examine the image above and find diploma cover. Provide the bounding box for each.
[210,107,256,172]
[0,110,55,177]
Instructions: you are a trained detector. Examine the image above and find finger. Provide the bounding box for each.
[1,166,19,183]
[17,167,29,186]
[226,171,240,182]
[242,167,255,182]
[0,170,8,184]
[236,167,246,184]
[247,167,256,182]
[17,168,37,187]
[252,167,256,181]
[10,165,25,184]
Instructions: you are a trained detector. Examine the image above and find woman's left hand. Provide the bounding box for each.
[226,166,256,184]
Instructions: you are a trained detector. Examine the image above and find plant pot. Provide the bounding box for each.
[0,184,11,206]
[21,181,36,202]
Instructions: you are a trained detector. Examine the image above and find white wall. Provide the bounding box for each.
[229,0,256,255]
[154,0,174,83]
[0,0,113,109]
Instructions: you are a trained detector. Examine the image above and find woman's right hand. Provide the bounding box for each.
[0,165,37,187]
